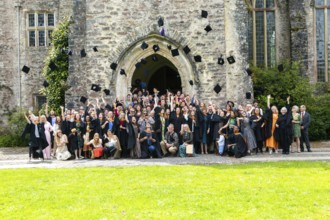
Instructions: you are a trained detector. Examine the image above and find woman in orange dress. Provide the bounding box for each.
[264,95,279,154]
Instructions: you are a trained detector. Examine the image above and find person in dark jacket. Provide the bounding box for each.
[300,105,312,152]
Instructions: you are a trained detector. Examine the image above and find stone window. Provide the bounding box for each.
[27,12,55,47]
[248,0,276,67]
[315,0,330,82]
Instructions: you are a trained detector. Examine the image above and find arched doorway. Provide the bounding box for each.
[131,54,182,95]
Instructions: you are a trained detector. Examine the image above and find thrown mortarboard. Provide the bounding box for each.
[141,58,147,64]
[120,69,126,76]
[135,62,142,69]
[189,80,194,86]
[153,44,160,52]
[110,62,118,70]
[204,25,212,33]
[278,64,284,72]
[171,49,179,57]
[80,49,87,57]
[91,84,101,92]
[158,17,164,27]
[194,55,202,62]
[93,46,98,52]
[246,92,252,99]
[183,45,191,55]
[22,65,30,74]
[201,10,208,18]
[80,96,87,104]
[152,55,158,62]
[67,50,72,56]
[160,27,166,36]
[43,80,49,88]
[103,89,110,96]
[214,84,222,94]
[141,41,149,50]
[167,44,172,50]
[246,68,253,76]
[49,62,57,71]
[227,55,235,64]
[218,56,225,65]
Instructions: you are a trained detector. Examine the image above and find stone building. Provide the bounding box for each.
[0,0,329,116]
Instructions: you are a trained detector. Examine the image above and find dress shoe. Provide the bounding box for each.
[308,149,312,152]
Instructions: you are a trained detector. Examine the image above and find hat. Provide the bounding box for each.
[183,45,191,54]
[43,80,49,88]
[80,96,87,104]
[278,64,284,72]
[214,84,222,94]
[140,81,147,89]
[167,44,172,50]
[218,57,224,65]
[67,50,72,56]
[135,62,142,69]
[189,80,194,86]
[141,41,149,50]
[158,17,164,27]
[110,62,117,71]
[246,68,252,76]
[120,69,126,76]
[227,56,235,64]
[103,89,110,96]
[22,65,30,74]
[194,55,202,62]
[49,62,57,71]
[204,25,212,33]
[91,84,101,92]
[152,55,158,62]
[201,10,208,18]
[171,49,179,57]
[227,101,235,107]
[141,58,147,64]
[93,46,98,52]
[153,44,160,52]
[246,92,252,99]
[80,49,87,58]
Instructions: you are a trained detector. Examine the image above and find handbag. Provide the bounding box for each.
[186,144,193,155]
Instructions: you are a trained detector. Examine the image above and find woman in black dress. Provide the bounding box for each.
[250,107,264,154]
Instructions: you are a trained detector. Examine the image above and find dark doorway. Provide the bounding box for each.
[147,66,181,94]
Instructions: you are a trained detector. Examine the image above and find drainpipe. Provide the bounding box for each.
[14,1,21,108]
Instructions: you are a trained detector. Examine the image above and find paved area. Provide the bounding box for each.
[0,146,329,169]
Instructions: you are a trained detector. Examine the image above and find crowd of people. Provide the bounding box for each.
[21,88,312,161]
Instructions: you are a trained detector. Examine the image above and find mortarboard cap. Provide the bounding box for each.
[246,68,253,76]
[103,89,110,96]
[43,80,49,88]
[67,50,72,56]
[218,56,224,65]
[153,44,160,52]
[93,46,98,52]
[171,49,179,57]
[110,63,117,71]
[167,44,172,50]
[49,62,57,71]
[189,80,194,86]
[22,65,30,74]
[158,17,164,27]
[246,92,252,99]
[141,41,149,50]
[227,56,235,64]
[214,84,222,94]
[194,55,202,62]
[278,64,284,72]
[80,49,87,57]
[80,96,87,104]
[152,55,158,62]
[201,10,208,18]
[204,25,212,33]
[135,62,142,69]
[120,69,126,76]
[91,84,101,92]
[183,45,191,54]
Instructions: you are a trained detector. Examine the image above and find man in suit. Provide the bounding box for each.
[300,105,312,152]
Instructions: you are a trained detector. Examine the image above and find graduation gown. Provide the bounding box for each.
[139,131,162,158]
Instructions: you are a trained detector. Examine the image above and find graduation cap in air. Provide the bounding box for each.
[80,96,87,104]
[152,55,158,62]
[103,89,110,96]
[91,84,101,92]
[43,80,49,88]
[135,62,142,69]
[110,63,118,71]
[183,45,191,55]
[141,58,147,65]
[141,41,149,50]
[171,49,179,57]
[153,44,160,52]
[214,84,222,94]
[158,17,164,27]
[194,55,202,62]
[67,50,72,56]
[189,80,194,86]
[204,25,212,33]
[80,49,87,57]
[201,10,208,18]
[278,64,284,72]
[160,27,166,36]
[167,44,172,50]
[93,46,98,52]
[22,65,30,74]
[227,55,235,64]
[246,68,253,76]
[49,62,57,71]
[120,69,127,76]
[218,56,225,65]
[246,92,252,99]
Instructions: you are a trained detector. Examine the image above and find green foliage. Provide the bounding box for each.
[41,18,70,115]
[252,61,330,140]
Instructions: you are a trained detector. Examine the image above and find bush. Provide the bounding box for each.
[0,134,29,148]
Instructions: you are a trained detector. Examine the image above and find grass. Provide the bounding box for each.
[0,162,329,220]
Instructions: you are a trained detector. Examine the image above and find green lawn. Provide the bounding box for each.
[0,162,329,220]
